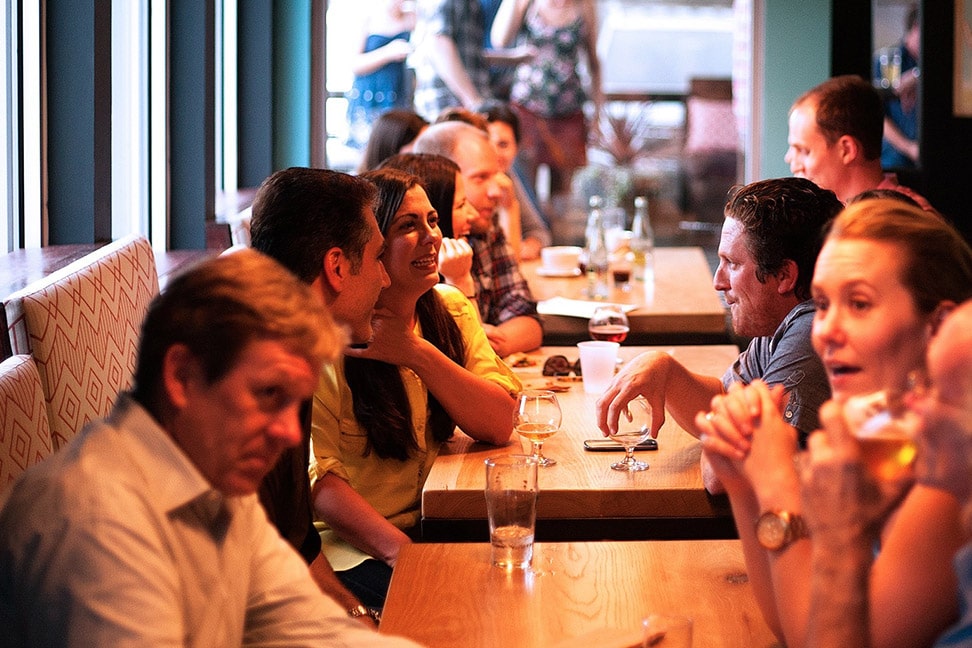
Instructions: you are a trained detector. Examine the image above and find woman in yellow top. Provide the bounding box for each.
[310,167,520,608]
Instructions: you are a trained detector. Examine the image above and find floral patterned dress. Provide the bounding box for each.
[509,11,588,117]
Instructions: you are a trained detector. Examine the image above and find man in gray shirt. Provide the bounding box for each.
[596,178,842,484]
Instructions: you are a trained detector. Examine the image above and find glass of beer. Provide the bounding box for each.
[844,386,920,482]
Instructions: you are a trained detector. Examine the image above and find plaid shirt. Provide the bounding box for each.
[468,224,540,326]
[413,0,491,120]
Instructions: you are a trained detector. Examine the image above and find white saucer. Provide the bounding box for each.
[536,266,582,278]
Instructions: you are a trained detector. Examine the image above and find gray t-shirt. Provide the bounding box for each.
[722,300,830,443]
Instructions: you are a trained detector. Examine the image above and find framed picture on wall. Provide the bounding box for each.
[955,0,972,116]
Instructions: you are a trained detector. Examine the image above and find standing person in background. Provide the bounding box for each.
[491,0,603,199]
[346,0,417,148]
[873,4,921,170]
[481,100,552,260]
[411,0,490,121]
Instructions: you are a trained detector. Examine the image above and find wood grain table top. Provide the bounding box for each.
[523,247,727,338]
[380,539,780,648]
[422,345,739,523]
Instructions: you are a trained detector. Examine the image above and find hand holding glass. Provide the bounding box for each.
[608,396,652,471]
[515,390,562,467]
[843,388,920,483]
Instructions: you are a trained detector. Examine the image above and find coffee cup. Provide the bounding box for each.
[540,246,582,274]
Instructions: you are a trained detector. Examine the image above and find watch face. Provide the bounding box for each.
[756,512,787,550]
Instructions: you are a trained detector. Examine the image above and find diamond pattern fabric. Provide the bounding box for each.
[0,354,52,498]
[3,235,158,450]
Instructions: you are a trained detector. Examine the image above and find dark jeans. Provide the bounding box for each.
[337,559,393,609]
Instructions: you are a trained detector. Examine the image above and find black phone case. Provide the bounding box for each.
[583,438,658,451]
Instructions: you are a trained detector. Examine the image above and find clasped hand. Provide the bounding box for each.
[696,380,797,494]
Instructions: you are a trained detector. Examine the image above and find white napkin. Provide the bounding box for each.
[537,297,637,319]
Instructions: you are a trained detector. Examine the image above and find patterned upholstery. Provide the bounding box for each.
[3,235,158,450]
[0,355,52,498]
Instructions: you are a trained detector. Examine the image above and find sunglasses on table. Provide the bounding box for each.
[542,355,582,377]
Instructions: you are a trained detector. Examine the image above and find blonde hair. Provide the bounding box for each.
[134,249,345,408]
[826,199,972,314]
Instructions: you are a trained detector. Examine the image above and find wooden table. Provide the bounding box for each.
[380,540,780,648]
[522,246,727,345]
[421,344,740,541]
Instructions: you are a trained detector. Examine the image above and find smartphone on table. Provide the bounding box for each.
[583,438,658,451]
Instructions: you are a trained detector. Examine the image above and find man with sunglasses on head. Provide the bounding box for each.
[595,178,842,491]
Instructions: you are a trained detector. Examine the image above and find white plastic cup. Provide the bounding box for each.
[577,340,620,394]
[484,455,539,570]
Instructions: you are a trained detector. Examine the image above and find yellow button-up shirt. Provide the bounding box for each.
[310,284,521,570]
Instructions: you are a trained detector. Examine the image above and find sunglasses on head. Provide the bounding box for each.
[542,355,582,377]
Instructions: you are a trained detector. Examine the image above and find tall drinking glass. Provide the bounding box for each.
[515,390,562,467]
[484,455,538,570]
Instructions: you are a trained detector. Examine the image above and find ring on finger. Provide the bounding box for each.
[705,412,716,422]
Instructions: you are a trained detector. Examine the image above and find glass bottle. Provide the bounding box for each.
[630,195,655,288]
[583,195,610,300]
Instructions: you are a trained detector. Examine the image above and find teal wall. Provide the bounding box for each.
[273,1,312,169]
[759,0,832,179]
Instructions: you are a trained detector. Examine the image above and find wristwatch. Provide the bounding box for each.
[348,604,370,619]
[755,510,809,551]
[348,604,381,624]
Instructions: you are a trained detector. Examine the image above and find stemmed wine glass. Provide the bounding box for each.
[515,390,562,467]
[588,305,630,343]
[607,396,652,471]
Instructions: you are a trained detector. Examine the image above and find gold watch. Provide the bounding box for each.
[348,604,370,619]
[755,510,809,551]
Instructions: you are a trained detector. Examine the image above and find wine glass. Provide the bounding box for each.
[607,396,652,471]
[515,390,562,467]
[588,305,630,343]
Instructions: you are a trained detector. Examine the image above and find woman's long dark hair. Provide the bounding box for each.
[378,153,460,238]
[348,168,466,460]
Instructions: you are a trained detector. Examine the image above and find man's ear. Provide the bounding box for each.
[836,134,861,165]
[928,301,957,337]
[321,247,348,293]
[775,259,799,295]
[161,344,196,410]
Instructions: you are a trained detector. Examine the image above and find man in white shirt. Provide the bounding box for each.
[0,250,420,647]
